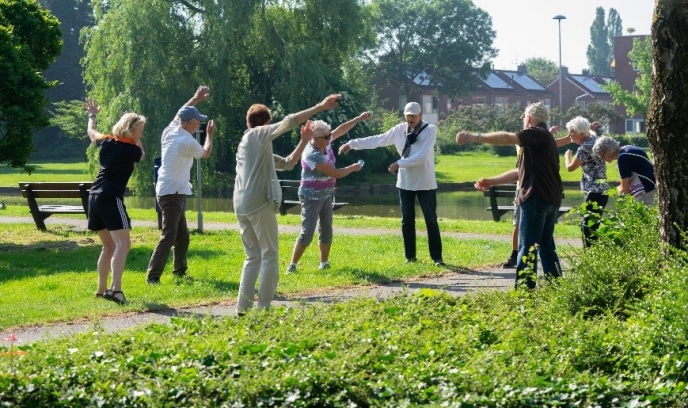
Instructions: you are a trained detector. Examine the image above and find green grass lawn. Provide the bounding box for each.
[0,159,91,186]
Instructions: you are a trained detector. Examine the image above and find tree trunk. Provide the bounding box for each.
[646,0,688,249]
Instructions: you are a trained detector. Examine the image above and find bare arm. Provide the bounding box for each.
[200,119,215,159]
[291,94,342,126]
[85,98,102,144]
[315,162,363,179]
[564,149,581,172]
[331,111,371,141]
[184,85,210,108]
[456,130,519,146]
[555,136,573,148]
[282,121,314,167]
[474,169,519,191]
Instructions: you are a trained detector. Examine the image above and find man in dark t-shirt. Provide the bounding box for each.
[456,102,563,289]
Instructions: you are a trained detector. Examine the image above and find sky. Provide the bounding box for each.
[470,0,655,73]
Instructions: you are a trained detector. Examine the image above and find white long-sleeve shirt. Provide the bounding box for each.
[347,122,438,191]
[233,115,297,216]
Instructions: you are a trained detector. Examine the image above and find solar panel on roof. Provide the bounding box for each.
[479,73,513,89]
[570,75,609,94]
[502,72,546,91]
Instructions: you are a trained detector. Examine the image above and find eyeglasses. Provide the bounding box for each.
[316,133,332,141]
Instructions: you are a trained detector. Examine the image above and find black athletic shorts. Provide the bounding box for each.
[87,193,131,231]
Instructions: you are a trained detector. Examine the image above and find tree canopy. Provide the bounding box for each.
[366,0,496,97]
[0,0,61,168]
[603,37,651,118]
[586,7,622,77]
[523,57,558,86]
[80,0,374,194]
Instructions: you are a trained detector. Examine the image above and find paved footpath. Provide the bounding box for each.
[1,216,581,345]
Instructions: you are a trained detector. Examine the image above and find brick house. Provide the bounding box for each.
[611,34,647,134]
[547,67,614,128]
[374,66,551,125]
[375,35,645,135]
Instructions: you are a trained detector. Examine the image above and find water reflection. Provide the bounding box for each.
[125,189,586,221]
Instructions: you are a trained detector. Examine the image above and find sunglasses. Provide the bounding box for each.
[316,133,332,141]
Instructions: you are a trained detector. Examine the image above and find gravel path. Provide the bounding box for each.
[1,216,580,345]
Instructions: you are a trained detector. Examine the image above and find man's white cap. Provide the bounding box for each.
[403,102,421,115]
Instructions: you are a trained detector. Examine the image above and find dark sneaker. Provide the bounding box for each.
[147,278,161,285]
[501,257,517,268]
[434,260,446,267]
[405,257,417,263]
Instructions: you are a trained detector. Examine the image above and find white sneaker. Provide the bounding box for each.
[319,261,331,270]
[286,263,297,274]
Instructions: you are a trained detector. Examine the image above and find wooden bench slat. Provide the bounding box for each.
[483,184,570,222]
[278,179,349,215]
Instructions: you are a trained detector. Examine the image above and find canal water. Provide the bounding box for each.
[123,187,586,221]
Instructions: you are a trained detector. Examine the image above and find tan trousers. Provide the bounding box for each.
[236,204,280,312]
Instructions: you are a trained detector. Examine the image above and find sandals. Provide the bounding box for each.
[103,290,127,305]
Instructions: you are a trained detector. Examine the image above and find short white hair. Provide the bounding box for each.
[310,120,331,139]
[593,136,621,158]
[566,116,590,134]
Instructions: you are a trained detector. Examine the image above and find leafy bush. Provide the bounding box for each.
[552,192,662,319]
[4,195,688,406]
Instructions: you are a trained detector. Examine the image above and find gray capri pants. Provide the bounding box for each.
[297,195,334,246]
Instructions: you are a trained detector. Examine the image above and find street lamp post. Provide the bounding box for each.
[553,14,566,127]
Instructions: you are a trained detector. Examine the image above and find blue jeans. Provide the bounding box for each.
[516,195,562,288]
[399,188,443,261]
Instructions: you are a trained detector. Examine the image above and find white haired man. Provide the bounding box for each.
[456,102,563,289]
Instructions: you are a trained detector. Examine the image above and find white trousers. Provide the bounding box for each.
[236,204,280,311]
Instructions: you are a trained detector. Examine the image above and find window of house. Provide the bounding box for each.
[399,95,407,111]
[494,97,508,113]
[474,96,486,106]
[422,95,437,113]
[626,119,646,133]
[577,100,586,109]
[446,98,452,110]
[456,99,464,107]
[539,99,552,109]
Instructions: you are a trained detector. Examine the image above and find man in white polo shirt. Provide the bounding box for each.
[146,86,215,284]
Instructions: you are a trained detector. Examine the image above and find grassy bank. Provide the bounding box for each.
[0,220,522,329]
[2,197,687,406]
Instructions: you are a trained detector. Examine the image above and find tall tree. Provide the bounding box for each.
[523,57,558,86]
[0,0,62,168]
[603,37,651,117]
[80,0,374,193]
[607,8,623,58]
[646,0,688,249]
[587,7,611,76]
[367,0,496,97]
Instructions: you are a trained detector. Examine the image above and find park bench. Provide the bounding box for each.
[483,184,571,222]
[19,182,92,231]
[278,179,349,215]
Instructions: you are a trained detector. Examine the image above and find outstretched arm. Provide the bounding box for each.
[474,169,519,191]
[331,111,371,141]
[456,130,519,146]
[291,94,342,126]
